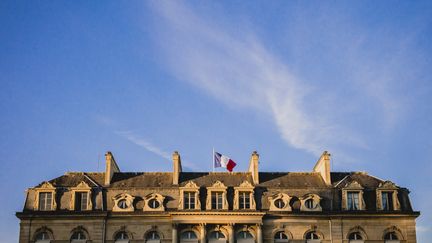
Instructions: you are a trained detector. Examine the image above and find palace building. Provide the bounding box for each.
[16,151,419,243]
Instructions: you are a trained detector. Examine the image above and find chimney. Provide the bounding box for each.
[104,151,120,186]
[172,151,182,185]
[248,151,259,185]
[313,151,331,185]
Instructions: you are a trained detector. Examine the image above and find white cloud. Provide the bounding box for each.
[148,1,364,156]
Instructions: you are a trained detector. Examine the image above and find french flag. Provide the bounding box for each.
[214,151,237,172]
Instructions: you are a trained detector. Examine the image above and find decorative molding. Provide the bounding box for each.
[376,181,401,211]
[179,181,201,210]
[69,181,92,211]
[33,181,57,211]
[234,181,256,210]
[341,181,366,211]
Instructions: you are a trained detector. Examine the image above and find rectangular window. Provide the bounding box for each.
[183,192,195,209]
[211,192,223,209]
[347,192,360,210]
[38,192,52,211]
[239,192,250,209]
[382,192,393,210]
[75,192,88,211]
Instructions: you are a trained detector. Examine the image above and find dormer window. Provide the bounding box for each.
[144,193,165,211]
[269,192,292,211]
[118,199,128,209]
[184,192,196,209]
[376,181,400,211]
[234,181,256,210]
[347,192,360,210]
[75,192,89,211]
[39,192,53,211]
[211,192,223,209]
[112,193,135,212]
[239,192,251,209]
[300,194,322,212]
[149,199,160,209]
[381,192,394,211]
[70,181,92,211]
[34,181,56,211]
[179,181,200,210]
[341,181,365,211]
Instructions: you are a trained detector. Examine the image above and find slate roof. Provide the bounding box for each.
[39,171,385,190]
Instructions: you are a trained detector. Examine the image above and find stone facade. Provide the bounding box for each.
[16,151,419,243]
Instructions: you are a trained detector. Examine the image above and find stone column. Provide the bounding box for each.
[200,223,206,243]
[256,224,262,243]
[172,224,178,243]
[227,224,234,243]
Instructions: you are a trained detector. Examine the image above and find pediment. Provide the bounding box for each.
[344,180,364,190]
[73,181,91,190]
[270,192,290,200]
[378,181,398,190]
[238,180,254,188]
[302,193,321,200]
[210,180,227,189]
[181,181,199,189]
[112,193,134,200]
[36,181,56,190]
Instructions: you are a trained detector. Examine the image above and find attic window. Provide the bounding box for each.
[305,199,315,209]
[275,199,285,209]
[382,192,394,211]
[118,199,128,209]
[75,192,88,211]
[38,192,53,211]
[347,192,360,210]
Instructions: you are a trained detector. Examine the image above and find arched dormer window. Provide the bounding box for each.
[300,194,322,212]
[143,193,165,211]
[112,193,135,212]
[268,193,292,211]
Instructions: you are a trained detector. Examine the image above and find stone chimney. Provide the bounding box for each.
[104,151,120,186]
[172,151,182,185]
[248,151,259,185]
[313,151,331,185]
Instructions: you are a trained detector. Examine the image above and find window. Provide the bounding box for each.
[184,192,196,209]
[349,232,362,240]
[35,232,50,243]
[118,199,128,209]
[274,199,285,209]
[181,231,198,239]
[347,192,360,210]
[146,231,160,240]
[115,231,129,243]
[274,231,289,242]
[75,192,88,211]
[211,192,223,209]
[148,199,160,209]
[239,192,251,209]
[237,231,253,239]
[38,192,52,211]
[382,192,394,211]
[384,232,399,241]
[209,231,225,239]
[70,231,86,243]
[305,231,320,242]
[305,199,314,209]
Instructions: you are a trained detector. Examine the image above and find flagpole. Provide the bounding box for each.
[212,147,215,172]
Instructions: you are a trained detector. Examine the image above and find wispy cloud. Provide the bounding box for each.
[115,130,200,171]
[148,2,365,157]
[116,131,171,160]
[148,2,418,160]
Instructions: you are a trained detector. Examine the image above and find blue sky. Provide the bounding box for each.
[1,1,431,242]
